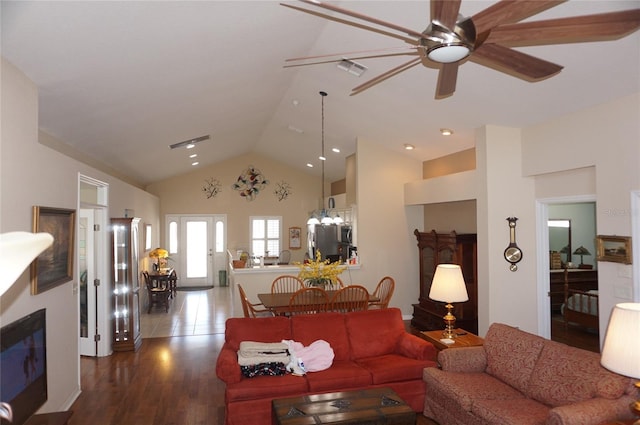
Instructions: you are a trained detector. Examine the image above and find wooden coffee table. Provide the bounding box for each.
[272,387,416,425]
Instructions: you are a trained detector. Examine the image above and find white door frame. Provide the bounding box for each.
[535,194,596,339]
[165,214,227,287]
[78,174,110,357]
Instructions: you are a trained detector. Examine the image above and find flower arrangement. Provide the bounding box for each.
[296,250,346,287]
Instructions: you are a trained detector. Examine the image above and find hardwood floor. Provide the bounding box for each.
[550,313,600,353]
[69,286,439,424]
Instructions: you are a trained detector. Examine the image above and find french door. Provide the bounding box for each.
[166,215,227,288]
[78,209,97,356]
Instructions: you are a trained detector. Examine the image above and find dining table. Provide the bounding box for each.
[257,290,379,315]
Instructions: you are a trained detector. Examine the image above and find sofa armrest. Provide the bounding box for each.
[215,346,242,384]
[438,346,487,372]
[547,395,636,425]
[397,333,438,361]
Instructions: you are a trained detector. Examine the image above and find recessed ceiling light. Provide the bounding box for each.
[189,154,197,158]
[191,161,199,166]
[404,144,415,150]
[186,144,195,149]
[306,163,314,168]
[319,155,326,161]
[332,147,340,153]
[440,128,453,136]
[292,99,300,106]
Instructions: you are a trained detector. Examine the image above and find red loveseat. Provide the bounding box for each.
[215,308,437,425]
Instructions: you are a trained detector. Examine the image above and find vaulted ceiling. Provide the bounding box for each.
[2,1,639,186]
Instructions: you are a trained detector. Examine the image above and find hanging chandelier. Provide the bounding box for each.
[307,91,335,226]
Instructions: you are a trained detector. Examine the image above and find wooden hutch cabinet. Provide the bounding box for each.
[412,229,478,334]
[110,217,142,352]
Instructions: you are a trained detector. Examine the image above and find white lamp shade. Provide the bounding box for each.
[601,302,640,379]
[429,264,468,303]
[0,232,54,296]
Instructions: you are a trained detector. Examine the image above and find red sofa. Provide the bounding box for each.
[215,308,437,425]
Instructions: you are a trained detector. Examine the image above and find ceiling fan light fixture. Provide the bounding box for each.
[427,43,470,63]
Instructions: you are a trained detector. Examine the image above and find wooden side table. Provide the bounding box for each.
[420,328,484,351]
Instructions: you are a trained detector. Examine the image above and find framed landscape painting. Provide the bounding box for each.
[31,206,76,295]
[596,235,632,264]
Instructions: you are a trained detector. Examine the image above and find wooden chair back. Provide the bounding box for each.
[370,276,395,309]
[142,271,171,313]
[288,287,329,315]
[329,285,369,313]
[238,284,272,318]
[271,275,305,293]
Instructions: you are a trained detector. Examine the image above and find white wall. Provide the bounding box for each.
[354,138,423,317]
[523,93,640,339]
[0,58,160,413]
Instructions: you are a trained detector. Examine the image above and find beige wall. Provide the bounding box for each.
[146,152,324,264]
[423,148,475,179]
[0,58,160,413]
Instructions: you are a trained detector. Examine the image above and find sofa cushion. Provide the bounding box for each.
[291,313,350,361]
[346,308,404,359]
[304,359,372,392]
[527,339,630,407]
[224,316,291,350]
[423,368,526,412]
[357,354,433,385]
[225,374,308,402]
[484,323,545,394]
[471,397,550,425]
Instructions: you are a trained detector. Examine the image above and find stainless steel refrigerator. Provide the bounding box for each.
[312,224,339,261]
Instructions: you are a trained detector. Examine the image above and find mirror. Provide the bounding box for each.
[548,219,571,266]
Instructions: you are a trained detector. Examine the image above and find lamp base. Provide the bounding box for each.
[441,303,457,339]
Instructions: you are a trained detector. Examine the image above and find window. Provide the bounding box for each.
[168,220,178,254]
[250,216,281,258]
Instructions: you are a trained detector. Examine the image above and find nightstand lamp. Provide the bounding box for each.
[573,245,592,269]
[429,264,468,339]
[601,303,640,424]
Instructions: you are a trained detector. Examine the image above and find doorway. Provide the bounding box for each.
[166,214,227,288]
[537,196,598,352]
[78,175,109,357]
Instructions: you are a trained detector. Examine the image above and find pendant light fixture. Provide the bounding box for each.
[307,91,333,225]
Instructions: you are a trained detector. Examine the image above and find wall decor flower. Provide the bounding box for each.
[274,181,292,201]
[202,178,222,199]
[232,165,269,201]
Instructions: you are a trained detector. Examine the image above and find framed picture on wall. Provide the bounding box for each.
[31,206,76,295]
[289,227,301,250]
[596,235,632,264]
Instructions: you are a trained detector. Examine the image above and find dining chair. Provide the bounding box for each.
[329,285,369,313]
[167,269,177,298]
[277,250,291,265]
[369,276,395,309]
[271,275,305,294]
[288,287,329,316]
[237,284,273,318]
[143,271,171,313]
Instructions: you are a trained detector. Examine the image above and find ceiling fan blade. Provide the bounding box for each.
[435,63,459,99]
[284,50,419,69]
[295,0,425,39]
[281,3,419,45]
[350,58,422,96]
[470,43,563,81]
[472,0,565,35]
[431,0,461,30]
[485,9,640,46]
[285,46,419,63]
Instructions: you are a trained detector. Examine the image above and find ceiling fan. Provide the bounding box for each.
[281,0,640,99]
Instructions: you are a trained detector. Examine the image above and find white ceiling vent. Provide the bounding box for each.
[337,59,367,77]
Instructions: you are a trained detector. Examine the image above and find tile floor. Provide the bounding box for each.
[140,285,235,338]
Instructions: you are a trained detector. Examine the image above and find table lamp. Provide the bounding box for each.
[149,247,169,271]
[429,264,468,339]
[0,231,54,422]
[601,303,640,424]
[572,246,592,269]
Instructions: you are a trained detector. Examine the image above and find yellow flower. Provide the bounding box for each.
[295,250,346,287]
